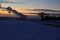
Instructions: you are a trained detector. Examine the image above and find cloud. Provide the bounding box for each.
[3,0,27,4]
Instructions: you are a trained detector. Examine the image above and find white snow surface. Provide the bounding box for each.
[0,21,60,40]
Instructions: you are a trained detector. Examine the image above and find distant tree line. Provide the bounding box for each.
[38,12,47,19]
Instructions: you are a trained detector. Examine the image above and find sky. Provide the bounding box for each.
[0,0,60,17]
[1,0,60,10]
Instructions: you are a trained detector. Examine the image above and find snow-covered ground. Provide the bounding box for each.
[0,20,60,40]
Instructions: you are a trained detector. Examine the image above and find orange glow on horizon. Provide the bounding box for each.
[0,7,38,17]
[0,9,18,17]
[12,8,28,13]
[12,7,37,13]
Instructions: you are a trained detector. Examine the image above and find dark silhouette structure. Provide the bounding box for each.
[38,12,60,20]
[6,7,27,20]
[6,7,13,13]
[38,12,46,19]
[44,16,60,20]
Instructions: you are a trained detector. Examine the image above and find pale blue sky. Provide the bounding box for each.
[2,0,60,10]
